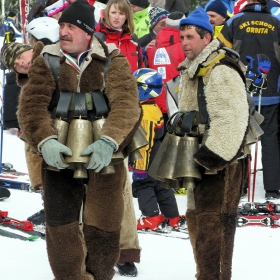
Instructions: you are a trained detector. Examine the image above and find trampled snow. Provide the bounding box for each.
[1,130,280,280]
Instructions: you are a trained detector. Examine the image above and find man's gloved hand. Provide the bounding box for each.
[80,137,116,172]
[40,139,72,169]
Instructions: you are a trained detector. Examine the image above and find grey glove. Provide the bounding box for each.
[40,139,72,169]
[80,137,116,172]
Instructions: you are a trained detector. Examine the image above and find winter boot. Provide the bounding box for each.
[265,190,280,200]
[137,214,167,231]
[0,187,10,200]
[168,215,187,230]
[115,262,138,277]
[27,209,45,225]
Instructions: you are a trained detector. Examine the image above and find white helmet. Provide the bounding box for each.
[26,17,59,44]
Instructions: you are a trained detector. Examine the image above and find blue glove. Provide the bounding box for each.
[245,55,255,81]
[41,139,72,169]
[246,54,271,90]
[256,53,271,75]
[253,54,271,89]
[80,137,116,172]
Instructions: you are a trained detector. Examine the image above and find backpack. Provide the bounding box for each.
[2,71,21,129]
[0,23,7,37]
[0,22,16,43]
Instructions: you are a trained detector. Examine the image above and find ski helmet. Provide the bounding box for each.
[133,68,163,101]
[26,17,59,44]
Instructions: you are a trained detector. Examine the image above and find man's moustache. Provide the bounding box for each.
[60,36,72,41]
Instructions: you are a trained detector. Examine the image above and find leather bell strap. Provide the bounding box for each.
[166,111,201,136]
[55,91,73,121]
[91,90,109,118]
[74,92,87,117]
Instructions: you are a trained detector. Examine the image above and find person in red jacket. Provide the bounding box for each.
[146,11,186,132]
[95,0,143,72]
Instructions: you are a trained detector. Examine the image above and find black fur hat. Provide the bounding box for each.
[58,0,95,36]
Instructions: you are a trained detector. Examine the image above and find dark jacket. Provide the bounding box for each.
[165,0,190,15]
[139,27,156,48]
[219,4,280,98]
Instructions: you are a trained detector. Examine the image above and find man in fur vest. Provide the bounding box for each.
[1,1,141,279]
[178,7,248,280]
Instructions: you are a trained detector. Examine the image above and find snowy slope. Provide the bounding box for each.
[1,131,280,280]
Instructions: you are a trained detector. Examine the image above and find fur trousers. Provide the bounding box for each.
[118,161,141,263]
[43,162,126,280]
[186,158,247,280]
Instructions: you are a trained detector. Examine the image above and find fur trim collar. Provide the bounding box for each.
[178,39,221,78]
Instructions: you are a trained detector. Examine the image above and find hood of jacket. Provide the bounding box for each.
[133,5,150,24]
[155,27,181,48]
[242,3,270,14]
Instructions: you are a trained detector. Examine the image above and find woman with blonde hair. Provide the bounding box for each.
[95,0,143,72]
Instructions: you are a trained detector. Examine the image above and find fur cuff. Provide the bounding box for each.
[118,248,141,263]
[194,145,229,171]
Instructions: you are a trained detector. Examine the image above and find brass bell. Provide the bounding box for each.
[244,128,256,146]
[249,115,264,139]
[182,177,196,190]
[243,144,251,155]
[65,118,93,179]
[48,119,70,172]
[242,129,256,155]
[126,126,148,162]
[129,149,142,162]
[138,124,148,136]
[148,132,172,180]
[173,135,202,181]
[54,119,69,144]
[161,178,182,189]
[92,118,125,174]
[157,134,181,181]
[253,111,264,125]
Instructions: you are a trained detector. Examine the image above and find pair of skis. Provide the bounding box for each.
[0,162,30,191]
[0,210,45,241]
[0,228,39,241]
[237,201,280,228]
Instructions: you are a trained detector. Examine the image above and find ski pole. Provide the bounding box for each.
[251,72,267,202]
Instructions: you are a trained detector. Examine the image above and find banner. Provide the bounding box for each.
[19,0,29,43]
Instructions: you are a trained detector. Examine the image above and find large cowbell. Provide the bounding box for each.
[126,125,148,162]
[148,133,201,189]
[65,118,93,179]
[48,118,70,172]
[92,118,125,174]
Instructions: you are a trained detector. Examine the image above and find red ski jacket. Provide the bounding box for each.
[146,27,185,114]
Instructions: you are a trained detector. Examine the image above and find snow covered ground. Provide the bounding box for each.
[1,130,280,280]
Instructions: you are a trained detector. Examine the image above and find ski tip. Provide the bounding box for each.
[26,236,40,241]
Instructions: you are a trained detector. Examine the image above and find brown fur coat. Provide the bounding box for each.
[17,38,141,152]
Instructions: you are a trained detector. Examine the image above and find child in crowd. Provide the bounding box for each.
[132,68,185,231]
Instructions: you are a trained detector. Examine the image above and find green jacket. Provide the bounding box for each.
[133,5,151,39]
